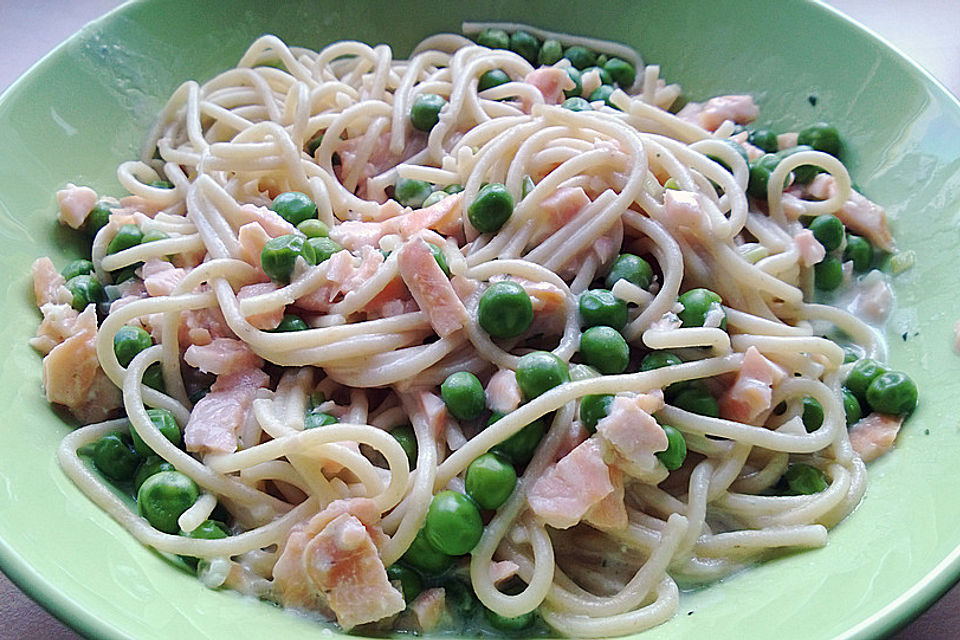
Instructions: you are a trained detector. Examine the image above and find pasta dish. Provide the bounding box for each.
[30,23,918,637]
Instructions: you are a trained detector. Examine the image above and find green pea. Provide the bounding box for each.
[427,242,450,277]
[656,425,687,471]
[61,259,94,281]
[394,177,433,208]
[606,253,653,290]
[391,425,418,469]
[580,394,613,434]
[111,264,140,284]
[667,378,711,404]
[778,145,819,184]
[468,183,514,233]
[538,39,563,66]
[403,527,453,574]
[444,183,464,194]
[603,57,635,88]
[304,408,338,429]
[260,234,317,283]
[113,325,152,367]
[92,432,143,481]
[801,397,824,433]
[678,288,725,328]
[640,351,682,371]
[179,519,228,568]
[707,139,749,174]
[509,31,540,65]
[579,326,629,375]
[85,202,112,237]
[582,65,612,86]
[579,289,628,330]
[563,67,582,98]
[561,97,593,112]
[143,362,165,392]
[137,470,199,534]
[516,351,569,400]
[563,45,597,70]
[441,371,485,421]
[489,412,546,466]
[107,224,143,255]
[842,344,865,364]
[798,122,843,158]
[485,607,534,631]
[842,388,862,426]
[271,191,317,227]
[671,386,720,418]
[421,190,449,209]
[424,490,483,556]
[134,456,175,493]
[129,408,181,457]
[866,371,918,415]
[141,230,168,244]
[844,234,873,273]
[306,236,341,264]
[814,255,843,290]
[569,364,602,382]
[784,463,828,495]
[588,85,617,109]
[65,274,106,311]
[296,218,329,238]
[478,69,511,92]
[478,280,533,339]
[410,94,447,132]
[747,129,779,154]
[477,28,509,50]
[809,214,844,252]
[845,358,888,402]
[387,564,423,603]
[747,153,783,199]
[569,363,602,379]
[272,314,309,332]
[642,351,695,401]
[182,519,227,540]
[465,452,517,510]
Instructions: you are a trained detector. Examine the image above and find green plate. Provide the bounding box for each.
[2,1,959,638]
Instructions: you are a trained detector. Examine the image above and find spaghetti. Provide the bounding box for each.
[31,23,917,637]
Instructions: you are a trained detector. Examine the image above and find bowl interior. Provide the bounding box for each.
[2,1,960,638]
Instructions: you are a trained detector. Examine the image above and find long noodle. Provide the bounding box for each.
[33,23,908,638]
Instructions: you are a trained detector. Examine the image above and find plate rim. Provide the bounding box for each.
[1,1,959,638]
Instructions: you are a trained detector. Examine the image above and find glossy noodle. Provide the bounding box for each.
[32,23,917,637]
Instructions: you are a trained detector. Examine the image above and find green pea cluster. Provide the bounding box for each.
[741,123,880,292]
[770,354,917,496]
[84,405,223,566]
[746,123,841,199]
[806,211,875,292]
[399,361,561,624]
[844,357,918,417]
[473,27,636,118]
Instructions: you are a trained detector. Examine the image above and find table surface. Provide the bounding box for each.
[2,1,959,638]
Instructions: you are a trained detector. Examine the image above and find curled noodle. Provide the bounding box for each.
[40,23,902,637]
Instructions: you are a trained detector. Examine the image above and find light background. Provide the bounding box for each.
[1,1,957,638]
